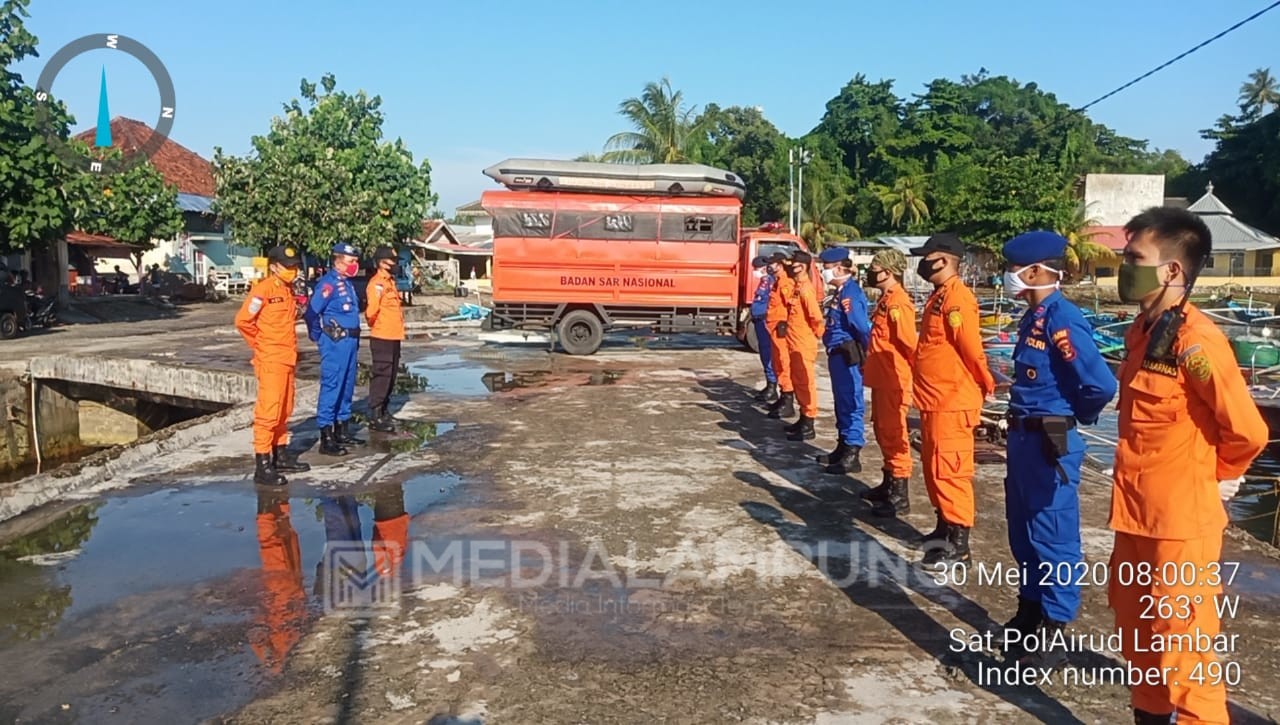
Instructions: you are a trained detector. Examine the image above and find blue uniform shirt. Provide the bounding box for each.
[749,273,774,319]
[306,269,361,340]
[1009,290,1117,422]
[822,276,871,350]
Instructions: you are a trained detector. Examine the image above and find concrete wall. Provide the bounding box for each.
[27,357,256,407]
[1084,174,1166,226]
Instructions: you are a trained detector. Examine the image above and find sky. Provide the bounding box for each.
[15,0,1280,213]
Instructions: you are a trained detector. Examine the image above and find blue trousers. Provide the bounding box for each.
[754,318,776,384]
[827,353,865,447]
[317,335,358,428]
[1004,428,1085,622]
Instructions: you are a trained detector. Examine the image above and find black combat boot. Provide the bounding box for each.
[335,419,365,446]
[816,440,848,466]
[784,415,805,434]
[767,392,795,419]
[785,415,815,441]
[999,596,1043,652]
[1133,709,1173,725]
[319,425,349,457]
[861,470,891,502]
[273,445,310,473]
[755,382,779,403]
[873,477,910,516]
[368,406,396,433]
[1020,619,1069,669]
[921,523,971,566]
[826,445,862,474]
[914,509,946,548]
[254,453,287,486]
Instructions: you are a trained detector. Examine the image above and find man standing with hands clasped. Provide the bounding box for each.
[366,245,407,433]
[815,246,870,474]
[306,242,367,456]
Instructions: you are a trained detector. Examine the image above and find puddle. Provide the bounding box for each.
[0,463,464,720]
[406,352,500,396]
[372,421,458,454]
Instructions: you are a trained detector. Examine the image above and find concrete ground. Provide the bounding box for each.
[0,306,1278,724]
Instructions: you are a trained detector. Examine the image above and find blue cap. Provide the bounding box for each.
[818,247,850,263]
[332,242,360,258]
[751,255,767,268]
[1002,231,1067,266]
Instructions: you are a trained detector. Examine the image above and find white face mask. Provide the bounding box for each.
[753,269,765,279]
[1004,264,1062,296]
[821,268,837,284]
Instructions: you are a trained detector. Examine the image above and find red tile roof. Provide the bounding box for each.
[1084,226,1127,252]
[73,117,215,196]
[66,231,141,250]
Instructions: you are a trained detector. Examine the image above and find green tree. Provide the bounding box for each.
[1239,67,1280,119]
[66,147,182,248]
[1056,202,1114,276]
[697,104,789,225]
[810,74,901,186]
[213,74,436,258]
[603,77,708,164]
[873,175,930,229]
[0,0,74,252]
[799,183,860,250]
[1185,110,1280,235]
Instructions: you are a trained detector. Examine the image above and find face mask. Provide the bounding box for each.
[276,267,299,283]
[336,260,359,277]
[916,257,944,281]
[821,268,837,284]
[753,269,765,279]
[1118,262,1171,303]
[1003,264,1062,297]
[865,268,887,287]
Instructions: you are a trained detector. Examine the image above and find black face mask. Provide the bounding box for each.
[787,264,805,278]
[916,257,944,281]
[865,268,886,287]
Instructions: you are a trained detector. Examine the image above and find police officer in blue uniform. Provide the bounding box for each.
[1000,231,1117,667]
[815,247,871,472]
[749,255,779,403]
[306,242,366,456]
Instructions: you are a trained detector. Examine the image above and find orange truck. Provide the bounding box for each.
[479,159,818,355]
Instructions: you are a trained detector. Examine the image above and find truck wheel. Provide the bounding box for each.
[0,312,17,340]
[743,321,759,353]
[558,309,603,355]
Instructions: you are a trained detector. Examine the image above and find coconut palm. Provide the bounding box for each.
[874,175,930,229]
[603,78,708,164]
[1057,202,1114,276]
[799,184,860,250]
[1239,67,1280,118]
[574,152,605,162]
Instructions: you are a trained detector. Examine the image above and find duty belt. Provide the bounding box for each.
[1006,414,1076,432]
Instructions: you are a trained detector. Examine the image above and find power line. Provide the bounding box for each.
[1075,0,1280,114]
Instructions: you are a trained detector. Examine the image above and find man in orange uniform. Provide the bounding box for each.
[366,246,407,433]
[1109,208,1267,725]
[765,252,796,420]
[782,251,825,441]
[910,233,994,565]
[250,488,306,673]
[859,249,918,518]
[235,245,310,486]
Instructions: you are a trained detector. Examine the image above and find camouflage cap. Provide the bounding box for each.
[871,248,908,275]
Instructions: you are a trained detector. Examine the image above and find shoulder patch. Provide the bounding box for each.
[947,309,963,328]
[247,297,263,315]
[1182,351,1212,381]
[889,306,901,322]
[320,283,333,299]
[1054,332,1077,361]
[1051,328,1070,342]
[1177,343,1203,364]
[841,298,851,313]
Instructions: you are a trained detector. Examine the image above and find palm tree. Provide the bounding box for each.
[874,175,930,229]
[1057,202,1114,277]
[799,184,860,250]
[603,77,708,164]
[1238,67,1280,118]
[574,152,605,162]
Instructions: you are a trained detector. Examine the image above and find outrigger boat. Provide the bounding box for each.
[482,158,747,199]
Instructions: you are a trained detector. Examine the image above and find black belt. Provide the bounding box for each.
[1006,414,1076,432]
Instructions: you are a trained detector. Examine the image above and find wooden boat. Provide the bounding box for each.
[482,158,746,199]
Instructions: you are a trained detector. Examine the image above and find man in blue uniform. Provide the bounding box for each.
[814,247,871,472]
[1000,231,1117,667]
[306,242,366,456]
[749,255,779,403]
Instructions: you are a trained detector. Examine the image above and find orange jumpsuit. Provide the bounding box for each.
[372,483,410,577]
[865,284,918,478]
[785,276,825,418]
[251,493,306,673]
[1109,305,1266,724]
[366,268,405,340]
[766,275,795,394]
[235,275,299,454]
[911,275,994,527]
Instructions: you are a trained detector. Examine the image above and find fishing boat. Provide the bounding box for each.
[482,158,747,199]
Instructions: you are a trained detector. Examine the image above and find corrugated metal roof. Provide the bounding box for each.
[1187,183,1280,251]
[1187,184,1233,215]
[177,193,214,213]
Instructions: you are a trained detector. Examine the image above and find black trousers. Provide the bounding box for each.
[368,337,402,414]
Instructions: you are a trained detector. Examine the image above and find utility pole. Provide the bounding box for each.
[795,148,811,236]
[787,148,796,233]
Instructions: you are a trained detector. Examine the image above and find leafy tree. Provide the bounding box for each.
[873,175,930,229]
[66,146,182,249]
[1056,202,1114,275]
[696,104,789,225]
[810,74,901,185]
[213,74,437,259]
[799,182,860,250]
[603,77,708,164]
[0,0,73,253]
[1184,110,1280,235]
[1239,67,1280,120]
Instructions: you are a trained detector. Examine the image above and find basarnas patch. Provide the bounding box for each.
[947,309,963,328]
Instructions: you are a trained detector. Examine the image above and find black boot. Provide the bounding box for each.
[999,596,1043,652]
[273,445,310,473]
[873,477,910,516]
[1019,619,1069,669]
[816,440,848,466]
[368,408,396,433]
[755,382,779,402]
[921,523,971,566]
[784,415,805,434]
[335,419,365,446]
[913,509,946,548]
[1133,709,1173,725]
[785,415,815,441]
[826,445,862,474]
[767,392,795,419]
[254,452,287,486]
[860,470,891,502]
[319,425,349,457]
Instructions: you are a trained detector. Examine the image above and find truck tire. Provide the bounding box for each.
[743,320,759,353]
[558,309,603,355]
[0,312,17,340]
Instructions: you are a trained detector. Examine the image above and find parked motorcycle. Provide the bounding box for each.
[23,289,57,330]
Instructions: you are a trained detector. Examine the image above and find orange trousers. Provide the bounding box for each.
[919,410,978,526]
[872,386,912,478]
[769,322,793,393]
[253,361,296,454]
[253,501,305,673]
[1109,532,1228,724]
[789,345,819,418]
